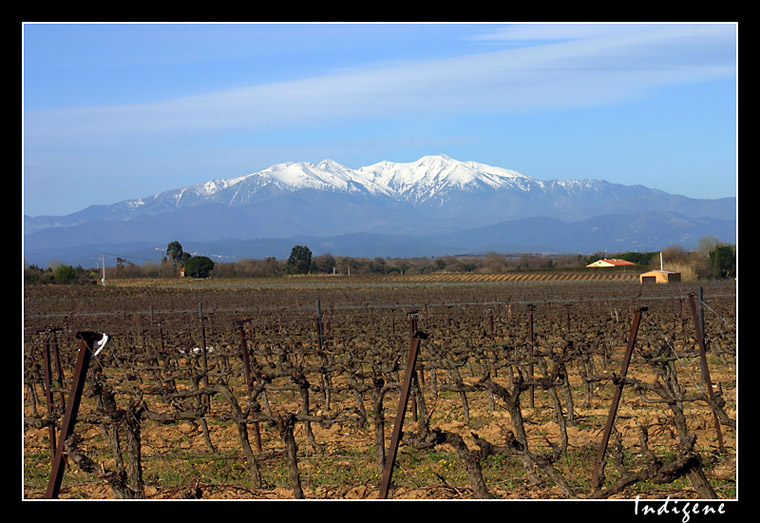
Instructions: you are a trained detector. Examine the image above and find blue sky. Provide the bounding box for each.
[23,22,737,217]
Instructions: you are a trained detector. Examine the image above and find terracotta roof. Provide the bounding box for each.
[587,258,636,267]
[604,258,635,266]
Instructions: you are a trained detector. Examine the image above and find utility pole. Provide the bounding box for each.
[101,253,106,286]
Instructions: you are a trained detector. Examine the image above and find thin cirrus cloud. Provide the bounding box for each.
[24,23,736,148]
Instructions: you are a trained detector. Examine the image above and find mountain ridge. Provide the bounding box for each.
[23,154,736,267]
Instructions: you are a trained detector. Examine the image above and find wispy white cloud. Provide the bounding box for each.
[469,22,735,44]
[24,23,735,149]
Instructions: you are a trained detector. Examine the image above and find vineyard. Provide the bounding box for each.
[383,271,639,283]
[23,276,737,500]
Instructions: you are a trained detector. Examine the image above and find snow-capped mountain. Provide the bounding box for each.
[23,154,736,266]
[106,154,540,215]
[185,154,530,197]
[355,154,534,203]
[30,154,728,223]
[219,158,394,199]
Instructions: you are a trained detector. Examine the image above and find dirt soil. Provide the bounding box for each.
[24,360,736,500]
[23,279,737,500]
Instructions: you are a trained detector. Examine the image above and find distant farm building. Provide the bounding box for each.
[640,269,681,284]
[586,258,636,268]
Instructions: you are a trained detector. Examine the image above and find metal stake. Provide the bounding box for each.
[45,332,99,499]
[688,293,724,450]
[528,304,535,408]
[50,329,66,408]
[199,317,210,409]
[236,319,262,452]
[379,314,422,499]
[591,307,647,490]
[40,335,57,459]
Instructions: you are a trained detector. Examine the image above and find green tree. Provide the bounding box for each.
[285,245,313,275]
[53,264,77,283]
[616,251,656,266]
[184,256,215,278]
[166,241,190,270]
[709,245,736,279]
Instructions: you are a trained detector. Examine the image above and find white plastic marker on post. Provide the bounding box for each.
[91,333,109,358]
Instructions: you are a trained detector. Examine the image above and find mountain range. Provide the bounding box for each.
[23,154,736,268]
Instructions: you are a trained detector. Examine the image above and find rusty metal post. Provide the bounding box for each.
[236,322,255,395]
[236,319,262,453]
[410,313,419,422]
[697,286,706,360]
[591,307,647,490]
[45,332,98,498]
[50,329,66,408]
[379,314,422,499]
[315,300,325,351]
[40,334,57,459]
[528,304,535,408]
[315,300,333,410]
[157,321,166,358]
[199,316,210,409]
[688,293,724,450]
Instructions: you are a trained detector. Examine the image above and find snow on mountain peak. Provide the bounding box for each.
[143,155,536,210]
[356,154,533,201]
[220,154,539,204]
[250,158,389,195]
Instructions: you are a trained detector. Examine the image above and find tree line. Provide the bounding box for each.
[24,236,735,284]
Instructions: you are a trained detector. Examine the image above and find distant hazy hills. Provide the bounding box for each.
[23,154,736,267]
